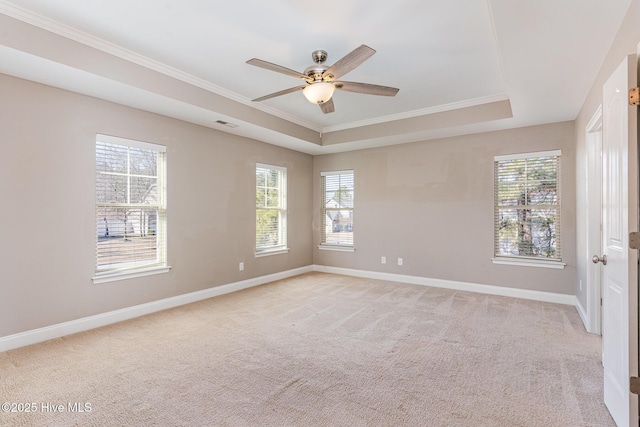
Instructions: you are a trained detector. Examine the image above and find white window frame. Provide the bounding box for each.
[255,163,288,257]
[92,134,170,284]
[319,170,355,252]
[492,150,565,269]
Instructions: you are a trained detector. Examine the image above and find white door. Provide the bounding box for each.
[601,54,639,427]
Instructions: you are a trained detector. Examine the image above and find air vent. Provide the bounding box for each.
[215,120,239,128]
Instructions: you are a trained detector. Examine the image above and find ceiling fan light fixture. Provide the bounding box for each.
[302,82,335,104]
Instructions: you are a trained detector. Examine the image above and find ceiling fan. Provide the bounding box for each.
[246,45,399,114]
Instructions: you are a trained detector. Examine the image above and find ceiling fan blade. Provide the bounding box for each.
[323,45,376,80]
[319,98,335,114]
[252,86,306,102]
[246,58,307,79]
[334,81,399,97]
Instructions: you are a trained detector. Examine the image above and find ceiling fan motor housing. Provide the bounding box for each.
[304,64,330,83]
[304,49,333,83]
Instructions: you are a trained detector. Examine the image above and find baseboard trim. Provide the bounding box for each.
[575,298,590,331]
[1,265,579,353]
[312,265,578,306]
[0,266,313,353]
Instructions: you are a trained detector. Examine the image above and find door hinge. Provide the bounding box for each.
[630,87,640,106]
[631,377,640,395]
[630,232,640,250]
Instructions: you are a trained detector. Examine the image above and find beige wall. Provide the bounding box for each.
[0,74,313,337]
[575,0,640,312]
[313,122,576,294]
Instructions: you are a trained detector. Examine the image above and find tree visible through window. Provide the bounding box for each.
[321,170,354,247]
[95,134,167,274]
[256,164,287,253]
[494,151,561,261]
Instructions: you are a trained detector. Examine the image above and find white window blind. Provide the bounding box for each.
[256,163,287,253]
[494,150,561,261]
[95,134,167,274]
[321,170,354,247]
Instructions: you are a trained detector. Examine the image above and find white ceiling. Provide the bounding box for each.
[0,0,632,154]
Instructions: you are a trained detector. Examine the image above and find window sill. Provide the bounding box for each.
[318,245,355,253]
[492,257,565,269]
[255,248,290,258]
[92,265,172,284]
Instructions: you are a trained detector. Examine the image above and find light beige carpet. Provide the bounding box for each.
[0,272,614,426]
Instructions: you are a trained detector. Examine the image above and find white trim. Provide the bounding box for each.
[256,164,287,254]
[92,266,171,285]
[586,105,603,132]
[256,162,286,173]
[312,265,577,306]
[584,105,603,335]
[321,169,354,177]
[0,2,513,138]
[0,266,312,353]
[0,2,514,139]
[491,257,566,269]
[322,93,510,133]
[255,248,290,257]
[576,298,590,333]
[0,1,322,133]
[494,149,562,162]
[317,245,355,252]
[1,266,580,352]
[96,133,166,152]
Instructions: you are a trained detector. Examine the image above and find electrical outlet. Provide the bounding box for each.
[381,256,386,264]
[239,262,244,271]
[398,258,403,266]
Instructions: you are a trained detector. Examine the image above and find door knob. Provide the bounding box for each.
[592,254,607,265]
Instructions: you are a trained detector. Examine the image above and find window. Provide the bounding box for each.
[94,134,168,282]
[256,163,287,255]
[321,170,354,249]
[494,150,562,265]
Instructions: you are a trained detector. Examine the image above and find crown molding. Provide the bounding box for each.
[0,1,322,133]
[0,2,508,139]
[321,93,510,134]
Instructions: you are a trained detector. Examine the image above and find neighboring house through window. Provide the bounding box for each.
[94,134,168,283]
[320,170,354,250]
[256,163,287,255]
[493,150,563,267]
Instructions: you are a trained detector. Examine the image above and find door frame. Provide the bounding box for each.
[585,106,603,335]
